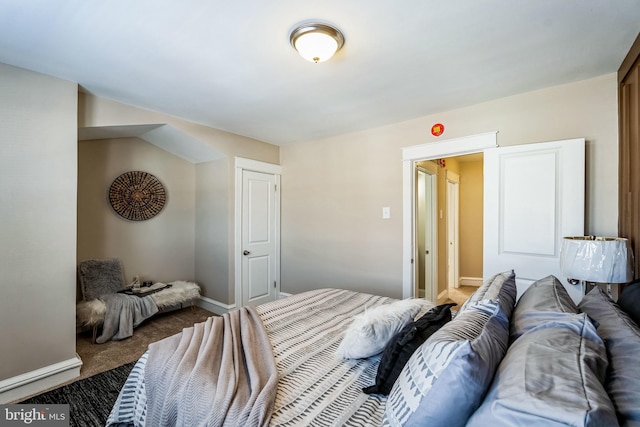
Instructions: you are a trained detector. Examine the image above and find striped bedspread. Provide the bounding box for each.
[108,288,395,426]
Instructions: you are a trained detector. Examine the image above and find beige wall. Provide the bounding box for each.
[195,158,232,303]
[281,135,403,297]
[78,138,195,287]
[458,159,483,279]
[280,74,619,299]
[0,64,78,383]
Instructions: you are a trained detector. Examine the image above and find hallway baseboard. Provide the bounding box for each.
[459,277,482,287]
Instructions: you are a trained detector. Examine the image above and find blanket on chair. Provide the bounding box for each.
[144,306,278,427]
[96,294,158,344]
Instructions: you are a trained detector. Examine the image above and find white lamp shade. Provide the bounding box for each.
[560,236,634,283]
[294,32,338,63]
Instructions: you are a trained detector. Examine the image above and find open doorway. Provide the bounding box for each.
[405,133,585,304]
[414,153,484,304]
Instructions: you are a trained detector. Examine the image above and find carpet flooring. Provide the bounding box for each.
[19,362,135,427]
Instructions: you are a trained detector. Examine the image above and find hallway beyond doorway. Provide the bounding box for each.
[442,285,476,307]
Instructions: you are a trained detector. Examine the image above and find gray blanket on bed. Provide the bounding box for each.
[144,306,278,427]
[96,293,158,344]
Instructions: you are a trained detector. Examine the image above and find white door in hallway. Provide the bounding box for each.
[446,171,460,289]
[241,169,278,307]
[483,138,585,303]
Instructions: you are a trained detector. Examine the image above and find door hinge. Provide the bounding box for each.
[275,184,277,192]
[274,280,277,288]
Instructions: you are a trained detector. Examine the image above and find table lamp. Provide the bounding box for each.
[560,236,634,299]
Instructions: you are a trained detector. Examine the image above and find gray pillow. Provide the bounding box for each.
[467,312,617,427]
[510,275,578,340]
[78,258,126,300]
[458,270,516,319]
[579,287,640,427]
[384,299,509,427]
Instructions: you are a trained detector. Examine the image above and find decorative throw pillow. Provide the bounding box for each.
[336,298,433,359]
[579,287,640,426]
[78,258,126,301]
[510,275,578,341]
[384,299,509,427]
[617,280,640,327]
[467,312,617,427]
[458,270,516,318]
[363,303,456,396]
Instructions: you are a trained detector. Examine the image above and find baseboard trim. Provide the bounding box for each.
[459,277,483,287]
[198,293,292,313]
[197,296,235,315]
[0,355,82,404]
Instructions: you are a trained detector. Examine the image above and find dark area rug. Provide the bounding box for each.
[19,361,135,427]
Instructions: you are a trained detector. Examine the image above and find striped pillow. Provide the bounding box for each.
[384,299,509,427]
[458,270,516,317]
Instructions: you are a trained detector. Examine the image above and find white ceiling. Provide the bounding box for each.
[1,1,639,147]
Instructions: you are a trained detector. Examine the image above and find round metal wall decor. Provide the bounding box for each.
[108,171,167,221]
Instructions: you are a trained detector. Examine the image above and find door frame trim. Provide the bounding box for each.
[401,132,497,298]
[234,157,282,307]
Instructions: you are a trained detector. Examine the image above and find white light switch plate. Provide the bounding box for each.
[382,207,391,219]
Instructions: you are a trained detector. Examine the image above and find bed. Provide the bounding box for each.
[106,273,640,427]
[107,288,398,426]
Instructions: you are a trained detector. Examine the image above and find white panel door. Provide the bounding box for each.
[446,171,460,289]
[484,138,585,303]
[242,170,277,306]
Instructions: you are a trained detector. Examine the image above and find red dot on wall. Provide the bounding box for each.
[431,123,444,137]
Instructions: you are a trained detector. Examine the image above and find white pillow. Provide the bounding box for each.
[336,298,433,360]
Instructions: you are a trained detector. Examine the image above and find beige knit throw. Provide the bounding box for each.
[145,306,278,426]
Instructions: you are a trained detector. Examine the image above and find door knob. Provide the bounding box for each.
[243,250,251,256]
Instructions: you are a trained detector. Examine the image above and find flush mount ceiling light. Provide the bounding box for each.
[290,22,345,63]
